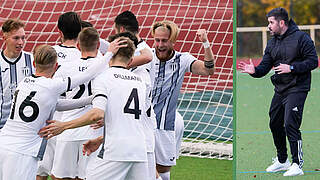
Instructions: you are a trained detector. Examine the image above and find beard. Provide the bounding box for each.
[156,48,174,61]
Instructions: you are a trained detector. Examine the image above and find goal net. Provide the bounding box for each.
[0,0,233,160]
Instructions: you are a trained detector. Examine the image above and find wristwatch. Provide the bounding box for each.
[290,65,294,71]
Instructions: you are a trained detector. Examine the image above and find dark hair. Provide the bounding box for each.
[108,32,138,47]
[114,10,139,34]
[112,37,135,63]
[58,12,82,40]
[266,7,289,25]
[79,27,99,52]
[2,18,24,33]
[80,20,93,28]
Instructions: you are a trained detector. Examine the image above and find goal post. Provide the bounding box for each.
[0,0,233,160]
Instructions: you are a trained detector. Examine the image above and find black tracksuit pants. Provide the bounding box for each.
[269,91,307,168]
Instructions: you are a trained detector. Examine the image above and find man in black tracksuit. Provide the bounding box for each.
[239,7,318,176]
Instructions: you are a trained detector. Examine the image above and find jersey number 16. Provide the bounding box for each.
[10,90,39,122]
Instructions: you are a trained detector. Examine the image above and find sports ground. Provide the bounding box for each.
[236,69,320,179]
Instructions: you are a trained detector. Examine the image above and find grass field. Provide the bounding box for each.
[47,156,232,180]
[172,156,232,180]
[236,70,320,179]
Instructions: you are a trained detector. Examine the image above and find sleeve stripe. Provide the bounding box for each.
[94,94,108,99]
[189,60,197,73]
[67,77,71,91]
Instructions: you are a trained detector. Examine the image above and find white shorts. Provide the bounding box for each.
[52,140,97,179]
[175,111,185,159]
[86,157,148,180]
[0,148,38,180]
[37,136,56,176]
[147,152,156,180]
[154,129,176,166]
[155,112,184,166]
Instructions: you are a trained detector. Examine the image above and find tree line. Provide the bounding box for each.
[237,0,320,27]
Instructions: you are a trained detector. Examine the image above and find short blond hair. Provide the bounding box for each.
[33,44,57,70]
[151,20,179,43]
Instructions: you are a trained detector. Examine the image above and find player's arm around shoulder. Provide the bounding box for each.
[128,46,153,68]
[39,107,105,139]
[190,29,215,76]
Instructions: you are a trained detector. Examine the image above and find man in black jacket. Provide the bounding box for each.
[239,7,318,176]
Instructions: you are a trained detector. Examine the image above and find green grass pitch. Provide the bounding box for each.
[172,156,232,180]
[236,70,320,179]
[47,156,232,180]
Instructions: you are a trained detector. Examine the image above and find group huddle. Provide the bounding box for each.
[0,10,215,180]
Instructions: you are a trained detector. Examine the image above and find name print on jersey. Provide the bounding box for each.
[114,73,142,82]
[57,52,67,59]
[23,77,35,83]
[79,66,87,72]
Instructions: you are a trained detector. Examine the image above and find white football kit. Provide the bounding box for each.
[0,52,111,180]
[99,38,110,55]
[87,66,148,180]
[52,56,104,179]
[53,44,81,65]
[37,44,81,177]
[149,49,196,166]
[0,51,34,129]
[132,40,157,179]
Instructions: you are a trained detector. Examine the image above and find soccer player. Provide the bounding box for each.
[113,10,157,179]
[37,11,82,180]
[51,27,104,180]
[150,20,215,180]
[80,20,109,56]
[0,41,122,179]
[39,37,149,180]
[113,10,153,68]
[53,11,82,65]
[239,7,318,176]
[0,18,34,130]
[108,32,157,180]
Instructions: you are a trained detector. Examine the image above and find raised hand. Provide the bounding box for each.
[107,38,128,54]
[239,59,255,74]
[196,29,208,42]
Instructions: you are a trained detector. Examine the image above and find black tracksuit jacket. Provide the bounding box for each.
[251,19,318,94]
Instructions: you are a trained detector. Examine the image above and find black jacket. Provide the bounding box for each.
[251,19,318,94]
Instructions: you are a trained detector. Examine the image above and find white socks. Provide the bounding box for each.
[159,172,170,180]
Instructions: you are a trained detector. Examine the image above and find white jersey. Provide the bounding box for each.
[0,75,70,159]
[0,53,111,160]
[93,67,147,162]
[99,38,110,55]
[150,49,196,131]
[54,56,103,141]
[132,40,156,152]
[0,50,34,128]
[52,44,81,121]
[53,44,81,65]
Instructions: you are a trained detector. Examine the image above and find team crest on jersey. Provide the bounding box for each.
[170,62,178,71]
[22,67,31,76]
